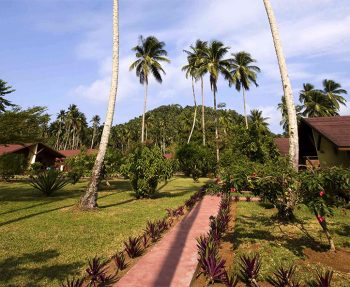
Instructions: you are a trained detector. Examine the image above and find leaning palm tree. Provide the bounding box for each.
[79,0,119,210]
[198,40,231,163]
[322,79,347,110]
[263,0,299,170]
[229,52,261,129]
[129,36,170,143]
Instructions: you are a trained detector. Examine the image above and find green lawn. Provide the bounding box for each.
[0,176,207,287]
[230,202,350,286]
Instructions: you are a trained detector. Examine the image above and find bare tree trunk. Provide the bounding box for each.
[79,0,119,210]
[188,77,197,144]
[263,0,299,170]
[141,82,148,143]
[213,89,219,164]
[242,89,249,129]
[201,77,206,146]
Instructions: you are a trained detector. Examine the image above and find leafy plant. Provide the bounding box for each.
[307,270,333,287]
[67,170,83,184]
[86,257,116,287]
[198,252,226,284]
[145,221,161,242]
[0,153,26,180]
[30,169,69,196]
[238,254,261,287]
[222,271,239,287]
[113,252,127,271]
[124,236,142,258]
[61,277,84,287]
[267,265,301,287]
[142,233,149,248]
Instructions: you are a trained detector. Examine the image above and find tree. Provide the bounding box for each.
[90,115,101,149]
[129,36,170,143]
[79,0,119,210]
[229,52,260,128]
[198,40,231,164]
[249,109,269,133]
[277,96,302,134]
[0,79,16,113]
[263,0,299,170]
[322,79,347,111]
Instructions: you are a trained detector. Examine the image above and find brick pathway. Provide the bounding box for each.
[114,195,221,287]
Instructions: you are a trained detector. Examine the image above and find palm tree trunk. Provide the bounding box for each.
[188,77,197,144]
[213,89,219,164]
[242,89,249,129]
[263,0,299,170]
[79,0,119,210]
[90,131,95,149]
[201,77,206,146]
[141,82,148,143]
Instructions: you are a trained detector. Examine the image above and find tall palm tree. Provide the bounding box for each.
[263,0,299,170]
[0,79,16,113]
[322,79,347,110]
[198,40,231,163]
[249,109,269,132]
[129,36,170,143]
[229,52,261,129]
[90,115,101,149]
[278,96,302,134]
[79,0,119,210]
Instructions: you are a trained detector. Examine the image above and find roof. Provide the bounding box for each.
[0,143,66,158]
[59,149,98,158]
[301,116,350,148]
[274,138,289,156]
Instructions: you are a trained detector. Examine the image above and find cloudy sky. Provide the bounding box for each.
[1,0,349,133]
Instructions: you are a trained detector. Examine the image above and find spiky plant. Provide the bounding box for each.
[222,271,239,287]
[30,169,69,196]
[238,254,261,287]
[308,270,333,287]
[124,236,142,258]
[61,277,84,287]
[113,252,127,271]
[142,233,149,248]
[86,257,116,287]
[145,221,161,241]
[198,253,226,284]
[267,265,301,287]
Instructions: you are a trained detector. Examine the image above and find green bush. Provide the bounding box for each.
[64,151,96,176]
[0,153,26,180]
[28,162,43,176]
[176,143,216,181]
[122,145,171,198]
[67,170,83,184]
[30,169,69,196]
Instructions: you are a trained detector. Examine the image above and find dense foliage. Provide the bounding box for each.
[30,169,69,196]
[0,153,26,180]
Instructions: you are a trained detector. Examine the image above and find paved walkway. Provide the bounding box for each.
[114,195,221,287]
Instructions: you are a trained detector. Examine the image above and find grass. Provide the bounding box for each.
[0,176,207,287]
[230,202,350,286]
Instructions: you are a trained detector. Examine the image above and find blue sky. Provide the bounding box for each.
[1,0,349,133]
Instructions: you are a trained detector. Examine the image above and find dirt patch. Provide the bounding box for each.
[303,248,350,273]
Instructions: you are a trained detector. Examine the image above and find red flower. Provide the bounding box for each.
[230,187,236,193]
[319,191,325,197]
[316,215,325,223]
[251,172,257,178]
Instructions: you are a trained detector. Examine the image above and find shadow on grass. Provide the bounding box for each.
[0,249,83,286]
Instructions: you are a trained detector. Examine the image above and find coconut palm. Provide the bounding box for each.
[198,40,231,163]
[0,79,16,113]
[322,79,347,110]
[79,0,119,210]
[249,109,269,132]
[278,96,302,134]
[129,36,170,143]
[90,115,101,149]
[229,52,261,129]
[263,0,299,170]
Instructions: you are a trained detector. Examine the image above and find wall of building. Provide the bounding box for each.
[312,130,350,168]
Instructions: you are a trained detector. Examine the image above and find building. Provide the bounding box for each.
[0,143,66,167]
[58,149,98,158]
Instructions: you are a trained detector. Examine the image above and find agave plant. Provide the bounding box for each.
[238,254,261,287]
[61,277,84,287]
[113,252,127,271]
[124,236,142,258]
[222,271,239,287]
[307,270,333,287]
[30,169,69,196]
[198,253,226,284]
[145,221,161,241]
[267,265,301,287]
[86,257,116,287]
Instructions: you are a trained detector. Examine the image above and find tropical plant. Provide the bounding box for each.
[229,52,260,128]
[307,270,333,287]
[197,40,231,163]
[263,0,299,170]
[238,254,261,287]
[85,257,115,287]
[67,170,83,184]
[0,79,16,112]
[90,115,101,149]
[277,96,302,134]
[249,109,269,133]
[145,221,161,242]
[267,265,301,287]
[79,0,119,210]
[222,271,239,287]
[198,252,226,284]
[61,277,84,287]
[30,169,69,196]
[124,236,142,258]
[322,79,347,110]
[129,35,170,143]
[113,252,127,271]
[0,153,26,181]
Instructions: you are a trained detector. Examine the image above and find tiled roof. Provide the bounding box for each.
[59,149,98,157]
[302,116,350,148]
[0,144,32,155]
[274,138,289,155]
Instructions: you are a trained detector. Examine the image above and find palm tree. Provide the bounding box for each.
[198,40,231,163]
[278,96,302,134]
[79,0,119,210]
[263,0,299,170]
[90,115,101,149]
[229,52,261,129]
[249,109,269,132]
[0,79,15,113]
[129,36,170,143]
[322,79,347,110]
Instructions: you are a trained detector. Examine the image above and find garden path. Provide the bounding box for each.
[114,195,220,287]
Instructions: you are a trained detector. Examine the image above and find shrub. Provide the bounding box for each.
[85,257,115,286]
[64,151,96,176]
[0,153,26,180]
[67,170,83,184]
[267,265,301,287]
[122,145,170,198]
[113,252,127,271]
[238,254,262,287]
[30,169,69,196]
[28,162,43,175]
[124,236,142,258]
